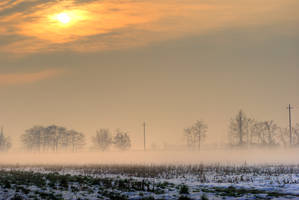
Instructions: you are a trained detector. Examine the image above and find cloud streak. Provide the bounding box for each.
[0,0,297,54]
[0,69,63,86]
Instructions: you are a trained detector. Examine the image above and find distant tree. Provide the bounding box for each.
[292,124,299,146]
[113,129,131,151]
[192,120,208,150]
[184,120,208,150]
[229,110,283,148]
[229,110,250,147]
[46,125,66,152]
[248,119,259,145]
[262,121,279,146]
[21,126,44,152]
[21,125,85,152]
[184,127,195,150]
[68,130,85,152]
[249,120,279,146]
[93,129,113,151]
[0,128,11,152]
[278,127,289,147]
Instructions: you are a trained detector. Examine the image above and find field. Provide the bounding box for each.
[0,164,298,200]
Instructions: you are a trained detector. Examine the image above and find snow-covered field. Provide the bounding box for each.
[0,164,298,200]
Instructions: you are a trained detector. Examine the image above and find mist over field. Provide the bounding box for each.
[0,149,298,166]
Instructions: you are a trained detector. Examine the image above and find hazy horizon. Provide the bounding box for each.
[0,0,298,150]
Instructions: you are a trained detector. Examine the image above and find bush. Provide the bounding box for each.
[179,184,189,194]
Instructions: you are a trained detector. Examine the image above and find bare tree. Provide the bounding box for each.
[193,120,208,150]
[93,129,112,151]
[292,124,299,146]
[184,120,208,150]
[21,126,43,152]
[113,129,131,151]
[278,127,289,147]
[229,110,250,147]
[68,130,85,152]
[249,120,279,147]
[229,110,281,148]
[46,125,66,152]
[21,125,85,152]
[184,127,195,150]
[263,121,279,146]
[0,128,11,152]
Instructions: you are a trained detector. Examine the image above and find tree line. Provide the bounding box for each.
[20,125,131,152]
[228,110,299,148]
[92,129,131,151]
[21,125,85,152]
[183,110,299,149]
[0,109,298,152]
[0,125,132,152]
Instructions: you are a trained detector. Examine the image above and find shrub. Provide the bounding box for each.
[179,184,190,194]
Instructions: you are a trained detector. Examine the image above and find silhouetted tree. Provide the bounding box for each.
[21,125,85,152]
[21,126,43,152]
[67,129,85,152]
[46,125,66,152]
[249,120,279,147]
[229,110,284,148]
[113,129,131,151]
[93,129,113,151]
[278,127,289,147]
[184,120,208,150]
[293,124,299,146]
[184,127,195,150]
[261,121,279,146]
[229,110,250,146]
[0,128,11,152]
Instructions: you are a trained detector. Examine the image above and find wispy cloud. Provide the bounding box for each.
[0,69,63,86]
[0,0,297,54]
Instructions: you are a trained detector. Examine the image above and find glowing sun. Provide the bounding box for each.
[56,13,71,24]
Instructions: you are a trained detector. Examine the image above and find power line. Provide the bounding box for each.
[287,104,294,146]
[143,122,146,151]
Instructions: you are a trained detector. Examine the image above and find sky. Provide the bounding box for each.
[0,0,298,149]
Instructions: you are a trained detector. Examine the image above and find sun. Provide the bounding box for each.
[56,13,71,24]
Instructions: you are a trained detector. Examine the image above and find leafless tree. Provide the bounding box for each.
[229,110,282,148]
[184,127,195,150]
[292,124,299,146]
[0,128,11,152]
[229,110,250,147]
[184,120,208,150]
[249,120,279,146]
[113,129,131,151]
[68,129,85,152]
[21,126,43,152]
[93,129,113,151]
[21,125,85,152]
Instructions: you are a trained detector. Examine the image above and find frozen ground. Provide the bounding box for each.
[0,164,298,200]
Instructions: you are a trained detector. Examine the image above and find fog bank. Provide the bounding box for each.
[0,149,298,166]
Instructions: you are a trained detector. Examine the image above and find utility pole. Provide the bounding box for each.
[287,104,293,146]
[143,122,146,151]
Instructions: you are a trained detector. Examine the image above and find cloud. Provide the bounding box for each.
[0,0,298,54]
[0,69,63,86]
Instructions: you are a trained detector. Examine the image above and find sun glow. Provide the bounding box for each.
[56,13,71,24]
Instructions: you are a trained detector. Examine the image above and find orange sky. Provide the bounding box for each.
[0,0,297,53]
[0,0,298,149]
